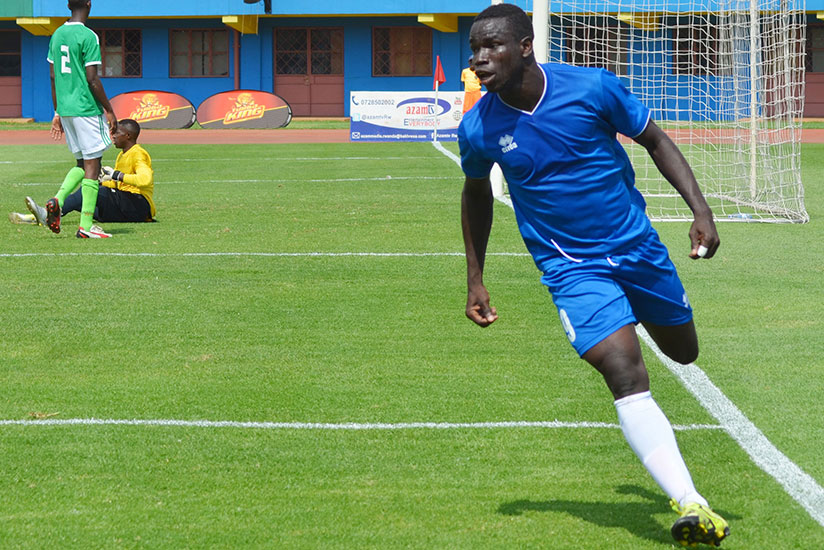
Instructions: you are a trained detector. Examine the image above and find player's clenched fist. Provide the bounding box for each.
[466,286,498,327]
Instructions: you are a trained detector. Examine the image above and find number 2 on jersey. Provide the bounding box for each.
[60,45,71,74]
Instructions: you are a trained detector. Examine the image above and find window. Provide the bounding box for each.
[170,29,230,77]
[672,17,725,76]
[275,28,343,75]
[0,30,21,77]
[275,28,307,75]
[96,29,141,77]
[566,22,628,76]
[372,27,431,76]
[310,28,343,75]
[807,24,824,72]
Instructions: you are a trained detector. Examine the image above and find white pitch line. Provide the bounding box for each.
[432,141,459,164]
[637,326,824,526]
[0,418,721,432]
[431,140,824,527]
[432,141,513,208]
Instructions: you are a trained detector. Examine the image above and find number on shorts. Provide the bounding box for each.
[60,45,71,74]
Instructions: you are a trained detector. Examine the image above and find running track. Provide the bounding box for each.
[2,126,824,145]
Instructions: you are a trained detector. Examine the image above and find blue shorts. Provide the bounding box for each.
[540,229,692,356]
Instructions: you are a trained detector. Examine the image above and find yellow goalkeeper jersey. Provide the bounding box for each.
[103,143,155,219]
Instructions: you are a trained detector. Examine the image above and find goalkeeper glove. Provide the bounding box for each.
[100,166,124,182]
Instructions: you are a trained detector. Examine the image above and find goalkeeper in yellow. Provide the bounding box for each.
[24,119,155,225]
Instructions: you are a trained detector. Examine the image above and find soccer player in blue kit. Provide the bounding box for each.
[459,4,730,547]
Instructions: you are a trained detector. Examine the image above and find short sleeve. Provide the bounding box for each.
[83,30,102,66]
[458,121,493,179]
[599,70,650,139]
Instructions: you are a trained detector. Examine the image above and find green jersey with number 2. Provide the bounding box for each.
[47,22,103,117]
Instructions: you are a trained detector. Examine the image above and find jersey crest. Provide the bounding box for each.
[498,134,518,153]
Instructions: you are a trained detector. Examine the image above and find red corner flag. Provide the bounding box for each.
[433,55,446,90]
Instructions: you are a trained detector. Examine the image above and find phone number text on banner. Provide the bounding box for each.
[350,92,465,142]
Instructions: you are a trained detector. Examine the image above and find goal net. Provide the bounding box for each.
[542,0,808,222]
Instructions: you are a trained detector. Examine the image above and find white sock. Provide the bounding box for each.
[614,391,708,507]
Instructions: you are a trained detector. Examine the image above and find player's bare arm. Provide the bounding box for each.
[85,65,117,133]
[633,120,720,259]
[461,175,498,326]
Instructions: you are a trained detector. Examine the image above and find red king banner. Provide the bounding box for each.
[111,90,196,129]
[196,90,292,129]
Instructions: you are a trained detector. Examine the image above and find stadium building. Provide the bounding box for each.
[1,0,823,121]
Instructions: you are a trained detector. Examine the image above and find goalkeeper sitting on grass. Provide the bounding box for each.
[15,119,155,227]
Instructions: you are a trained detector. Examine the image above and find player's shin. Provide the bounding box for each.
[614,391,707,507]
[79,178,99,231]
[55,166,85,206]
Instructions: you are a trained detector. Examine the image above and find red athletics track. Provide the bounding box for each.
[0,128,350,146]
[2,127,824,145]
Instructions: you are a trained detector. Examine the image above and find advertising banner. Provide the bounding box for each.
[111,91,196,129]
[349,91,465,142]
[196,90,292,129]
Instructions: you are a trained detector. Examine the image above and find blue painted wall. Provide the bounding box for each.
[20,30,50,122]
[18,15,474,121]
[22,0,818,16]
[91,19,235,111]
[26,0,530,17]
[5,1,820,121]
[21,19,238,121]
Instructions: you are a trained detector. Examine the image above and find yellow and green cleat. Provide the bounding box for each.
[670,499,730,547]
[9,212,38,225]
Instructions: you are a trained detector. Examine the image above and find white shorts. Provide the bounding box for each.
[61,114,112,160]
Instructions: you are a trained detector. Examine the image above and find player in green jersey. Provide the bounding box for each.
[35,0,117,238]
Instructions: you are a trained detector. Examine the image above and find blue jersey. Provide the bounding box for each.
[459,63,653,271]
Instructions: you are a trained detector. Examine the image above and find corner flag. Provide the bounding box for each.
[433,56,446,90]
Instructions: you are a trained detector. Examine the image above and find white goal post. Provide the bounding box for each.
[530,0,808,223]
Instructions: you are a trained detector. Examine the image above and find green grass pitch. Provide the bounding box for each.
[0,140,822,548]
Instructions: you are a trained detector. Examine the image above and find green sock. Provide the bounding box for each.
[54,166,85,207]
[79,178,99,231]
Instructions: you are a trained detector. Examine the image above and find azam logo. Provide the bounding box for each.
[498,134,518,153]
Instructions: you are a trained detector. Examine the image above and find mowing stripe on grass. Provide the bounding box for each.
[9,175,453,187]
[160,176,454,184]
[431,141,824,527]
[0,418,721,431]
[0,252,531,258]
[1,156,442,165]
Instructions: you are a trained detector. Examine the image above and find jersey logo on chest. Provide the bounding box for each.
[498,134,518,154]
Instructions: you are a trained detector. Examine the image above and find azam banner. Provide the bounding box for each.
[349,91,465,142]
